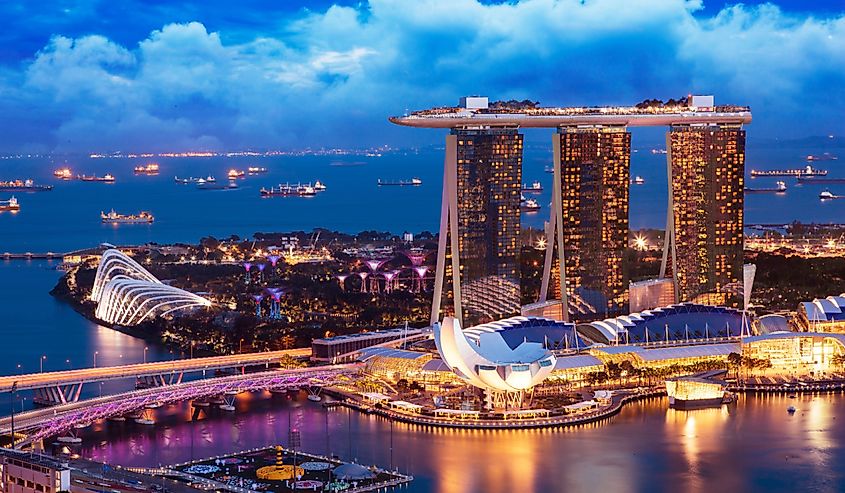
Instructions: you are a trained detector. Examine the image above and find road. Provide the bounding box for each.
[0,348,312,392]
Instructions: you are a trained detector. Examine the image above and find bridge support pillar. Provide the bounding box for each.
[32,384,83,406]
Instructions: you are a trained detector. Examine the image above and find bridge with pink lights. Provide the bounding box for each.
[0,364,359,448]
[0,348,311,406]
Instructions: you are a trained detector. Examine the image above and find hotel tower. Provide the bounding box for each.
[428,111,524,326]
[661,124,746,306]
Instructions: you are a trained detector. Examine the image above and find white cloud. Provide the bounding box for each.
[2,0,844,152]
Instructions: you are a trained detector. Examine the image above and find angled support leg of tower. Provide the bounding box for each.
[659,129,680,301]
[538,132,569,321]
[430,135,462,326]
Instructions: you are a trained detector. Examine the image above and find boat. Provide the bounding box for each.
[101,209,154,223]
[521,198,541,211]
[819,190,841,200]
[0,196,20,211]
[544,166,554,174]
[227,169,245,179]
[651,148,668,155]
[175,175,215,184]
[134,163,160,175]
[53,167,73,179]
[79,174,116,182]
[197,180,237,190]
[314,180,327,191]
[665,376,729,409]
[631,176,645,185]
[745,181,787,193]
[377,178,422,186]
[750,165,827,177]
[787,406,796,414]
[260,183,316,196]
[307,394,322,402]
[522,181,543,193]
[0,179,53,192]
[796,175,845,184]
[247,166,268,174]
[806,153,838,161]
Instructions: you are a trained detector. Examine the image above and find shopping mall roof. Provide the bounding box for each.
[589,342,740,361]
[801,295,845,322]
[743,331,845,346]
[312,327,422,346]
[584,303,744,345]
[553,354,603,370]
[356,347,430,362]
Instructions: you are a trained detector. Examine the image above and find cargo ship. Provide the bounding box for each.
[247,166,268,174]
[260,183,317,196]
[197,180,238,190]
[314,180,327,191]
[796,175,845,184]
[79,174,116,182]
[819,190,842,200]
[227,169,246,179]
[0,196,20,211]
[101,209,154,223]
[806,153,838,161]
[0,179,53,192]
[377,178,422,186]
[53,167,73,180]
[665,376,729,409]
[175,175,215,184]
[522,181,543,193]
[631,176,645,185]
[745,181,787,193]
[750,165,827,177]
[134,163,160,175]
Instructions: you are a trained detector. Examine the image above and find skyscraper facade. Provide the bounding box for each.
[555,126,631,320]
[668,124,745,305]
[442,128,524,325]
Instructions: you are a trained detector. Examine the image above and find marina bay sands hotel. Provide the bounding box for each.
[390,96,751,326]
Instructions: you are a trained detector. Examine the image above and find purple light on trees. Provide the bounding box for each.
[413,266,429,292]
[357,272,369,293]
[243,262,252,271]
[252,294,264,317]
[365,259,385,272]
[243,262,253,284]
[256,263,266,283]
[265,288,283,319]
[267,255,280,267]
[337,274,348,291]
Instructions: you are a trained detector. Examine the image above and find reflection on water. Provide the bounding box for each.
[73,392,845,493]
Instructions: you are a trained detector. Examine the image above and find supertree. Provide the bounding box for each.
[382,271,397,293]
[243,262,252,284]
[257,263,266,284]
[265,288,283,319]
[413,266,429,292]
[357,272,369,293]
[252,294,264,318]
[336,274,348,291]
[364,259,387,293]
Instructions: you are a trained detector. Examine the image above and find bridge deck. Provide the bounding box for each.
[0,348,311,392]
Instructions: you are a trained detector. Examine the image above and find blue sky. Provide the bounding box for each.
[0,0,843,153]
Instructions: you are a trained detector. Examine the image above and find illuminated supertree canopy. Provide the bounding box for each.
[267,255,280,267]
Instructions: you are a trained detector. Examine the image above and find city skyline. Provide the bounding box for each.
[0,0,842,153]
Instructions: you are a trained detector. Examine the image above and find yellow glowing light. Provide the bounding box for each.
[634,235,648,251]
[536,237,547,250]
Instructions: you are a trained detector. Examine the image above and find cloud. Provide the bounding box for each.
[0,0,843,152]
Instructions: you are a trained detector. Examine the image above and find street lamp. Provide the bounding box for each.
[39,355,46,373]
[190,341,195,359]
[239,339,244,354]
[144,346,149,364]
[93,351,99,368]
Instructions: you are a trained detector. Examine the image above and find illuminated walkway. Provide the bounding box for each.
[0,363,358,447]
[0,348,312,407]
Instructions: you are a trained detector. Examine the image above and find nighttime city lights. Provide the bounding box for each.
[0,1,845,492]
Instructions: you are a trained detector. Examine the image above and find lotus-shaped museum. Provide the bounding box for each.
[433,316,559,392]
